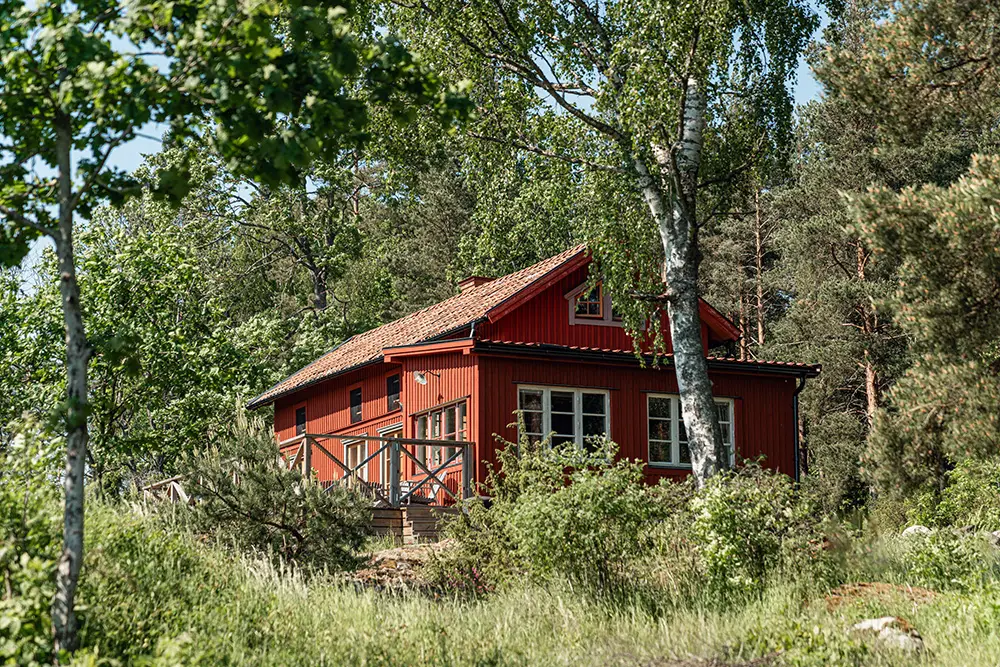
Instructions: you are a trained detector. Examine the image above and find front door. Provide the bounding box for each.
[380,427,402,487]
[345,441,367,483]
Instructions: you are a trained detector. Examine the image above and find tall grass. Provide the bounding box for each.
[70,502,1000,666]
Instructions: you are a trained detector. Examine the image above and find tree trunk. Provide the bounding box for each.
[637,77,726,486]
[754,188,766,349]
[738,283,749,361]
[856,241,879,425]
[51,113,91,656]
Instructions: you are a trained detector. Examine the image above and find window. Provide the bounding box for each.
[350,387,362,423]
[345,440,368,482]
[414,401,467,467]
[574,284,603,318]
[517,386,609,450]
[566,280,631,328]
[386,374,401,412]
[647,395,734,467]
[294,406,306,436]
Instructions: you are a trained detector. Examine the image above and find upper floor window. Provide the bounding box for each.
[575,284,604,318]
[566,280,625,327]
[517,385,608,450]
[647,394,733,467]
[295,406,306,436]
[350,387,363,423]
[386,374,401,412]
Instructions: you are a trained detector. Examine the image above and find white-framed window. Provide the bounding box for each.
[646,394,734,467]
[414,400,467,467]
[517,385,609,450]
[344,438,368,481]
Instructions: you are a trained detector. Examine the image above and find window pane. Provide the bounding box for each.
[552,435,575,447]
[551,412,575,436]
[648,419,671,442]
[387,374,401,411]
[715,402,730,423]
[720,422,731,446]
[432,412,441,438]
[444,405,456,437]
[522,411,543,435]
[583,415,606,437]
[649,397,671,419]
[457,402,467,439]
[582,393,605,415]
[678,419,688,444]
[551,391,574,413]
[416,415,428,439]
[295,407,306,436]
[519,389,543,411]
[679,441,691,464]
[649,440,670,463]
[588,302,600,315]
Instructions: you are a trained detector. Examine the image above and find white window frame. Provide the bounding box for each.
[344,436,369,482]
[646,394,735,468]
[516,385,611,447]
[377,423,403,485]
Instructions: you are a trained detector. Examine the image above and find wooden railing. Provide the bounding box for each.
[278,433,475,509]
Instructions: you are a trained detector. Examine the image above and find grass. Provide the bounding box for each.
[71,504,1000,666]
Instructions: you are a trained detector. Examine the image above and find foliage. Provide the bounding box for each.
[899,532,989,593]
[854,155,1000,495]
[689,464,835,602]
[0,419,62,666]
[438,437,664,600]
[174,414,371,571]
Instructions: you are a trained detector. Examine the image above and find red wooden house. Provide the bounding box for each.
[248,246,818,505]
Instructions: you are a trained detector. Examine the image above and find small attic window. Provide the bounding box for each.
[575,284,604,318]
[566,280,631,328]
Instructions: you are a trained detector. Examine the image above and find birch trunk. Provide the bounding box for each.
[636,77,726,486]
[51,113,92,655]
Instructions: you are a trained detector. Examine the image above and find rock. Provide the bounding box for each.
[851,616,924,653]
[901,525,932,537]
[989,531,1000,549]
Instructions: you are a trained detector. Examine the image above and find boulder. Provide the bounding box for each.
[989,530,1000,549]
[901,525,932,537]
[851,616,924,653]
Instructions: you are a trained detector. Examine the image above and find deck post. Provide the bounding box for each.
[461,443,473,501]
[389,437,400,508]
[301,436,312,481]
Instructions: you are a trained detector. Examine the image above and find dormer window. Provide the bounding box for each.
[566,280,625,327]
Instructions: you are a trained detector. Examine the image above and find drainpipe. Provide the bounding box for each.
[793,374,808,485]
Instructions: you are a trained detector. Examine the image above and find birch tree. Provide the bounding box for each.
[0,0,466,654]
[386,0,816,484]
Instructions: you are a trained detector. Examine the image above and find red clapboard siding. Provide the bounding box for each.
[476,354,797,483]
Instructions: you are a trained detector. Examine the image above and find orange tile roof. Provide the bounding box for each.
[248,245,589,408]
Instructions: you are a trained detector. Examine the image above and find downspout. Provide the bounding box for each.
[792,374,808,485]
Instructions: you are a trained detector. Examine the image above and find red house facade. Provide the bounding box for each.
[248,246,819,500]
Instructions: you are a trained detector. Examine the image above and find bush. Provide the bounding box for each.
[0,419,62,666]
[901,531,993,592]
[688,464,835,603]
[437,436,666,601]
[173,414,372,571]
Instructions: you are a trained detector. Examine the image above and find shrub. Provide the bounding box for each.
[172,414,372,571]
[0,419,62,666]
[935,458,1000,530]
[437,436,665,600]
[900,531,993,592]
[689,464,835,603]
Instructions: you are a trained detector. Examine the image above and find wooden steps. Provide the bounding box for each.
[370,506,459,545]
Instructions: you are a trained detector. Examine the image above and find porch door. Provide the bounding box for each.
[380,427,402,486]
[345,441,367,483]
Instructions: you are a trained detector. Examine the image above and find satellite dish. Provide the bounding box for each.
[413,370,428,385]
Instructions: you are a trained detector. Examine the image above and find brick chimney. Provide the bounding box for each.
[458,275,494,292]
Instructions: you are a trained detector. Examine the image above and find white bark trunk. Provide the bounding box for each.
[637,78,726,486]
[51,112,91,655]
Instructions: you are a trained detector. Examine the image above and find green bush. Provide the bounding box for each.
[901,531,992,592]
[437,436,666,601]
[689,464,835,602]
[935,458,1000,529]
[0,419,62,666]
[172,414,372,571]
